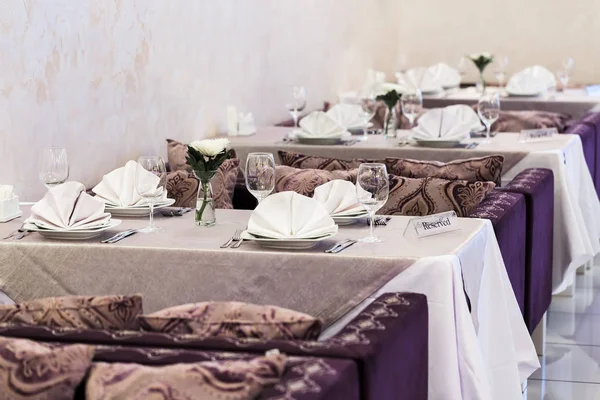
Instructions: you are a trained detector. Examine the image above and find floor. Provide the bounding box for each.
[525,265,600,399]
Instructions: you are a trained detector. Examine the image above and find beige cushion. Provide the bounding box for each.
[0,294,143,330]
[380,175,496,217]
[275,165,357,197]
[86,355,286,400]
[138,301,323,340]
[0,337,94,400]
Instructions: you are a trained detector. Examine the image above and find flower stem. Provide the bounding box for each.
[196,181,209,221]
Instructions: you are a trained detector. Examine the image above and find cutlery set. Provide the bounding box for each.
[220,229,244,249]
[101,229,138,244]
[2,225,30,240]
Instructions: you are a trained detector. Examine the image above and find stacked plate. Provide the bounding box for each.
[241,229,337,250]
[104,198,175,217]
[24,219,122,240]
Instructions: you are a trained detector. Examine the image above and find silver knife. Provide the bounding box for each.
[325,239,353,253]
[331,240,357,254]
[102,230,136,244]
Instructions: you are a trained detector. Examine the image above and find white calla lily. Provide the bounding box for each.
[189,138,230,157]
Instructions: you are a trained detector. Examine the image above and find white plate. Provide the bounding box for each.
[104,198,173,209]
[332,211,369,225]
[506,90,543,97]
[414,139,463,148]
[105,199,176,217]
[296,137,345,146]
[241,229,337,249]
[25,219,122,240]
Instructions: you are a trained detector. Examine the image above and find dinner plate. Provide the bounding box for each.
[105,199,176,217]
[25,219,122,240]
[332,211,369,225]
[506,90,543,97]
[104,198,173,209]
[240,229,337,250]
[413,139,463,148]
[296,137,345,146]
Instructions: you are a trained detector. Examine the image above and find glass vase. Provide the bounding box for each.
[193,170,217,227]
[383,107,398,139]
[476,73,487,95]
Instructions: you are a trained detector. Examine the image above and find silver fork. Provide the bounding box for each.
[221,229,242,248]
[230,229,245,248]
[12,230,31,240]
[2,224,25,240]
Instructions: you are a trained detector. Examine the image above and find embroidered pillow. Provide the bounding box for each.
[275,166,357,197]
[278,150,367,171]
[138,301,323,340]
[485,110,570,133]
[380,175,496,217]
[0,337,94,400]
[166,139,239,209]
[385,155,504,186]
[0,294,143,330]
[86,355,286,400]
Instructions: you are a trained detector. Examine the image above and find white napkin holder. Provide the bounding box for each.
[0,192,21,223]
[238,112,257,136]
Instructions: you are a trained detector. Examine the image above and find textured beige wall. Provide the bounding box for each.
[397,0,600,83]
[0,0,400,200]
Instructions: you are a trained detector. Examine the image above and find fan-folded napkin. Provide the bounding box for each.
[429,63,461,88]
[26,182,110,230]
[92,160,166,206]
[396,67,443,93]
[247,191,337,239]
[326,104,371,129]
[411,105,483,141]
[507,66,556,95]
[313,180,365,216]
[294,111,350,139]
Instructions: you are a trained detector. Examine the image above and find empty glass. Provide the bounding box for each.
[360,94,378,140]
[493,56,509,91]
[396,54,409,73]
[457,56,468,78]
[39,147,69,189]
[401,89,423,128]
[356,163,389,243]
[477,94,501,143]
[284,86,307,128]
[245,153,275,204]
[135,156,167,233]
[557,57,575,93]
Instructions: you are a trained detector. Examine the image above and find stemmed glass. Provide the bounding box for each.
[39,147,69,189]
[557,57,574,93]
[135,156,167,233]
[477,94,501,143]
[356,163,390,243]
[493,56,509,92]
[457,56,468,79]
[401,89,423,129]
[245,153,276,204]
[284,86,307,128]
[360,93,378,141]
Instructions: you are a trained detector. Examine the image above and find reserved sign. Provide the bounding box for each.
[518,128,558,143]
[405,211,460,238]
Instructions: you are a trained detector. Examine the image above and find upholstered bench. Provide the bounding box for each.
[0,292,429,400]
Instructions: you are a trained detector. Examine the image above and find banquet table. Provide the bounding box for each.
[0,208,538,400]
[229,127,600,294]
[422,87,600,119]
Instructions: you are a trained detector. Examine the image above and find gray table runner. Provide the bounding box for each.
[0,209,417,326]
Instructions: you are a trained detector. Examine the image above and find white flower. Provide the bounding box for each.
[469,52,493,61]
[189,138,230,157]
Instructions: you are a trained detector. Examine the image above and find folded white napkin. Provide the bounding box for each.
[411,105,483,141]
[313,180,365,217]
[295,111,350,139]
[396,67,443,94]
[429,63,461,88]
[247,191,337,239]
[506,66,557,95]
[326,104,371,130]
[26,182,110,230]
[0,185,14,201]
[238,112,256,136]
[93,161,166,207]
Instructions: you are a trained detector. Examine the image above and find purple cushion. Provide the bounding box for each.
[469,190,527,316]
[501,168,554,333]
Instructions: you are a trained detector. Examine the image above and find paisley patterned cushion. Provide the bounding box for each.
[487,110,570,133]
[380,175,496,217]
[278,150,367,171]
[138,301,323,340]
[0,337,94,400]
[212,158,240,209]
[275,166,357,197]
[385,155,504,186]
[0,294,143,330]
[166,170,199,208]
[86,355,286,400]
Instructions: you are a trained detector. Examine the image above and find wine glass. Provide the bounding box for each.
[557,57,574,93]
[401,89,423,129]
[245,153,276,204]
[135,156,167,233]
[39,147,69,189]
[284,86,307,128]
[396,53,409,74]
[359,93,378,141]
[356,163,389,244]
[493,56,509,91]
[457,56,468,79]
[477,94,501,143]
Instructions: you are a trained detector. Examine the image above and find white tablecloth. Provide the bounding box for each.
[423,87,600,119]
[323,218,539,400]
